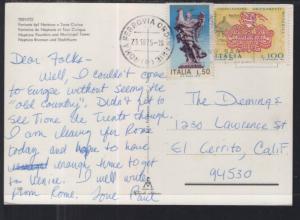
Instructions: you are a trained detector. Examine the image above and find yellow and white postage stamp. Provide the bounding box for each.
[214,6,286,62]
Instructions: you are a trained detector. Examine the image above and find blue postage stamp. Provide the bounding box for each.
[169,4,212,77]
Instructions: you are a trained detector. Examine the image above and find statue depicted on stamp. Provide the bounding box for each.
[175,9,206,68]
[169,4,212,77]
[214,7,285,62]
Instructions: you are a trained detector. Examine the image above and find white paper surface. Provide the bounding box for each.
[4,3,293,205]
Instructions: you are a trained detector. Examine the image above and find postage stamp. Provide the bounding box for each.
[169,4,212,77]
[119,15,174,68]
[214,7,285,62]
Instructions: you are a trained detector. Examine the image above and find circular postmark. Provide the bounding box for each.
[120,15,174,68]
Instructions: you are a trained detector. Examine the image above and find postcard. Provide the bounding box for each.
[4,3,293,205]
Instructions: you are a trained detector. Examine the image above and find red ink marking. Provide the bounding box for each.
[224,12,274,53]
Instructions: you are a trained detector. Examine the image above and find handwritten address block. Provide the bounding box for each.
[4,3,293,205]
